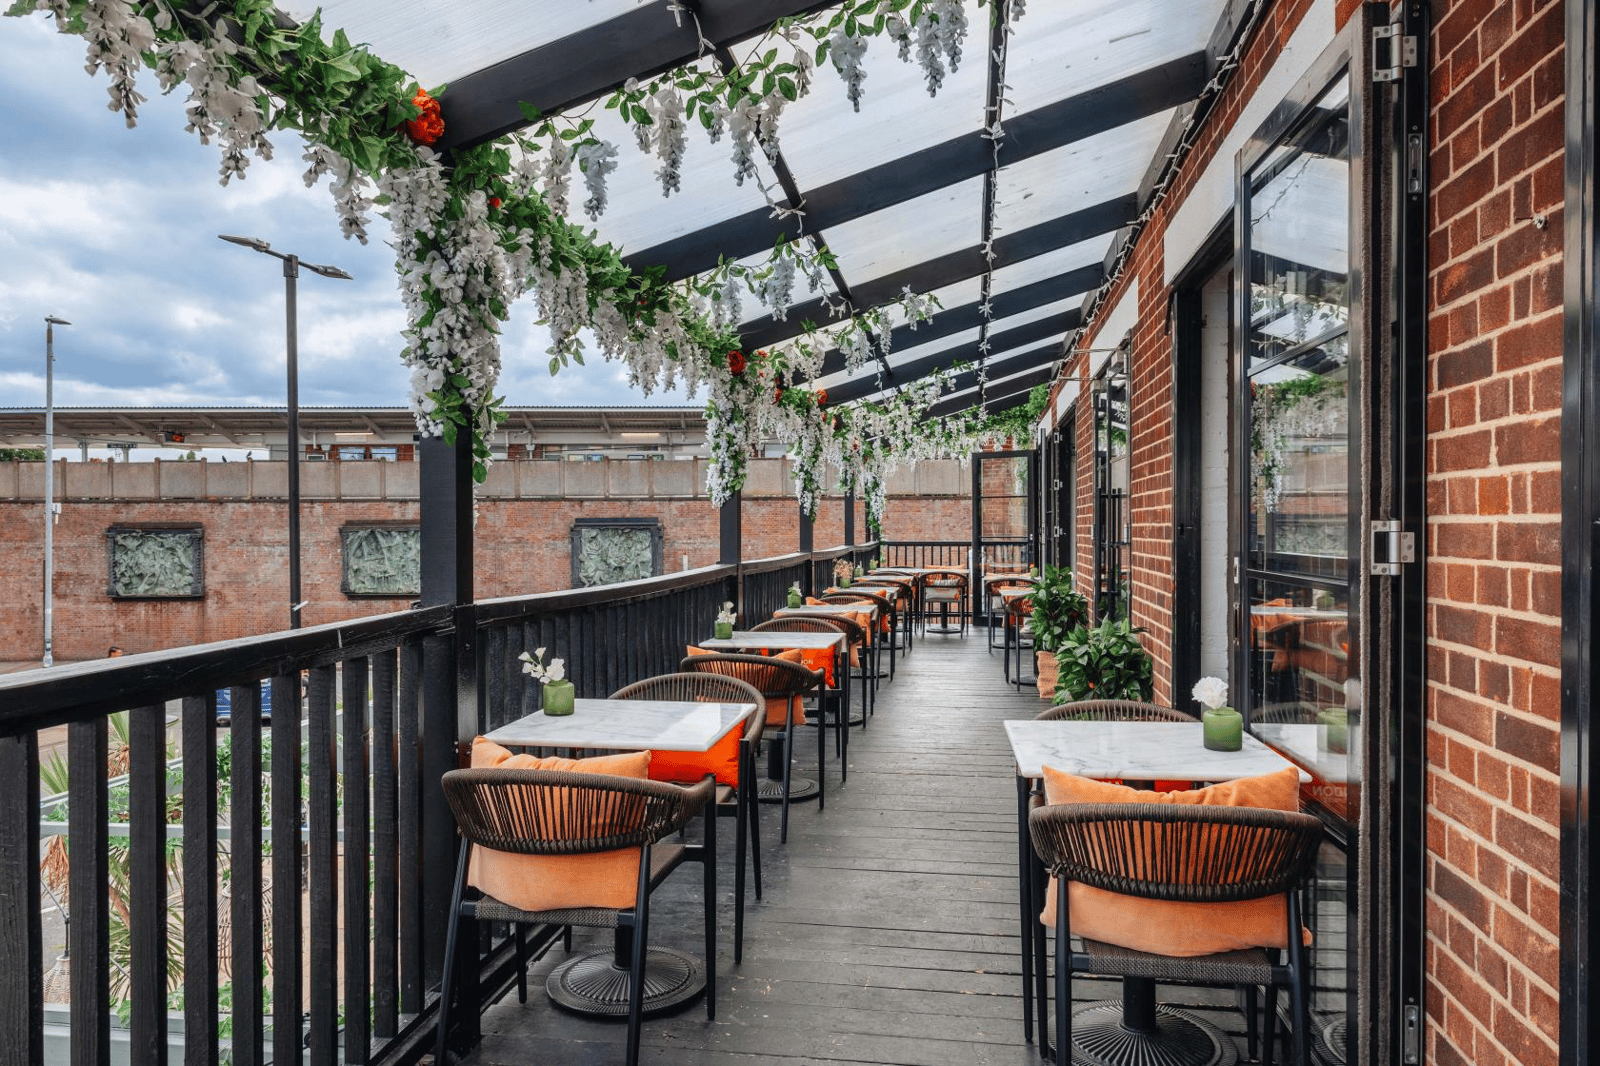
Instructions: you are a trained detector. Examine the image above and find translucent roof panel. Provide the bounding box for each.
[993,108,1175,234]
[816,324,983,391]
[575,103,780,258]
[986,296,1082,337]
[1005,0,1227,115]
[822,177,983,285]
[775,29,989,189]
[279,0,649,87]
[920,277,986,316]
[989,232,1115,296]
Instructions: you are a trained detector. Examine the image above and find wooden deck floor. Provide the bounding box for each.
[462,629,1256,1066]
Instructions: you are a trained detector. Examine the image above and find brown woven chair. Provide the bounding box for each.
[679,653,822,844]
[749,617,853,762]
[436,769,716,1066]
[768,609,873,728]
[985,574,1036,650]
[857,575,916,652]
[1035,699,1193,723]
[1002,591,1036,688]
[611,672,764,962]
[820,590,894,686]
[921,568,969,635]
[1029,802,1324,1066]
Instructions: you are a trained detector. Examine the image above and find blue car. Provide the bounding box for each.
[214,680,273,725]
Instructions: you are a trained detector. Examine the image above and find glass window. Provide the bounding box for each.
[337,445,368,461]
[369,446,398,462]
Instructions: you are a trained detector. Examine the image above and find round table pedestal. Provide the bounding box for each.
[546,945,704,1019]
[757,735,818,803]
[1061,1000,1238,1066]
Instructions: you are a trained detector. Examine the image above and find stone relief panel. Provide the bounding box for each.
[571,518,663,588]
[341,526,421,596]
[106,527,204,598]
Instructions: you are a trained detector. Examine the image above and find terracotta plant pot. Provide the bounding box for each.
[1035,649,1059,700]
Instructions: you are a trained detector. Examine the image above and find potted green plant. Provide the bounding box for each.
[1028,566,1090,699]
[1051,616,1155,704]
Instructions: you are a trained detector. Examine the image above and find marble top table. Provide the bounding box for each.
[1003,719,1307,781]
[828,584,902,602]
[1252,721,1356,784]
[700,631,845,653]
[484,698,756,753]
[774,603,882,625]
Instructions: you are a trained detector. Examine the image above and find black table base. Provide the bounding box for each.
[1054,999,1239,1066]
[546,943,704,1018]
[756,776,819,802]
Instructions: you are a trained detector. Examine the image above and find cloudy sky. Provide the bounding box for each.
[0,10,694,424]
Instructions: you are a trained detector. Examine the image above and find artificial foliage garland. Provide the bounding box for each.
[17,0,1017,500]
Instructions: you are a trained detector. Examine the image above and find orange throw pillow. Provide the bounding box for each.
[798,646,836,687]
[465,738,652,913]
[649,729,741,787]
[1037,766,1309,957]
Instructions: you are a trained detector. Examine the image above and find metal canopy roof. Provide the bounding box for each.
[269,0,1246,422]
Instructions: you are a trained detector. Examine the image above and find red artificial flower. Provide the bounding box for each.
[488,196,502,209]
[727,350,747,374]
[403,89,445,146]
[774,386,785,405]
[815,388,828,407]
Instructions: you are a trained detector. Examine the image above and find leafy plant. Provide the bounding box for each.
[1028,566,1090,653]
[1051,617,1155,704]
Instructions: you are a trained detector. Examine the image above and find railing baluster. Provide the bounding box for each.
[370,651,399,1040]
[0,728,43,1066]
[129,703,168,1066]
[229,685,263,1066]
[306,665,339,1066]
[484,627,506,732]
[68,716,110,1066]
[397,643,423,1016]
[180,696,217,1066]
[342,657,371,1064]
[271,672,304,1066]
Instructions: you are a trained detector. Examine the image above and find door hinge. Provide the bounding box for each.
[1371,520,1416,575]
[1402,1003,1421,1063]
[1372,24,1418,82]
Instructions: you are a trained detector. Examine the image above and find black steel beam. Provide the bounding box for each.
[825,309,1077,404]
[843,343,1058,408]
[437,0,837,151]
[627,56,1205,280]
[739,205,1122,351]
[926,373,1047,420]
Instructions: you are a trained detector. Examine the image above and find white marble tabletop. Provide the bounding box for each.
[828,584,902,602]
[701,631,845,652]
[485,699,756,753]
[1003,719,1308,781]
[775,603,882,624]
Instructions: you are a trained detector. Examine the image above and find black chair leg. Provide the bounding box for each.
[1054,880,1070,1066]
[1244,984,1259,1061]
[1264,984,1280,1066]
[704,795,717,1018]
[780,728,794,843]
[515,925,528,1003]
[625,858,651,1066]
[434,843,470,1066]
[734,783,747,964]
[748,771,763,901]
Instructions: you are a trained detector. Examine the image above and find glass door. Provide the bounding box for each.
[971,449,1037,624]
[1236,66,1361,1065]
[1092,357,1131,620]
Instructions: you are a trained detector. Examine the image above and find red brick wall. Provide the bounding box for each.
[1424,1,1564,1063]
[0,486,965,663]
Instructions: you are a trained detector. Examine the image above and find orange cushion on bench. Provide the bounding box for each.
[1038,765,1309,956]
[465,738,651,913]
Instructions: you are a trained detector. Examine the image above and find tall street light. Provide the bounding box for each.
[42,316,70,668]
[219,235,352,630]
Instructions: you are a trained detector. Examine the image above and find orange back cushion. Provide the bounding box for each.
[648,727,742,787]
[465,738,652,913]
[1038,765,1308,956]
[686,646,809,726]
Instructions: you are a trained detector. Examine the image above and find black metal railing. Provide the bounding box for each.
[879,539,969,568]
[0,547,879,1066]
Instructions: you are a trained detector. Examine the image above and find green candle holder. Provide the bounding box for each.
[542,680,575,716]
[786,591,803,608]
[714,621,734,640]
[1319,708,1349,753]
[1202,707,1242,751]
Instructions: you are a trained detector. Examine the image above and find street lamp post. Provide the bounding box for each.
[219,235,351,630]
[42,316,70,668]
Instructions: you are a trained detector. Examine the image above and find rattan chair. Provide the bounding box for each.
[858,575,915,652]
[921,568,969,636]
[611,672,764,962]
[985,574,1036,650]
[1002,590,1036,688]
[749,617,853,760]
[1035,699,1193,723]
[820,590,894,685]
[436,769,716,1066]
[679,652,822,844]
[1029,802,1324,1066]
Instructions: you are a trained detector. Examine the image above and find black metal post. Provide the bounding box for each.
[720,489,743,618]
[284,255,302,630]
[799,499,814,555]
[419,432,476,1047]
[844,489,856,546]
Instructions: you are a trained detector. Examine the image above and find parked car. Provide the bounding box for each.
[214,679,273,725]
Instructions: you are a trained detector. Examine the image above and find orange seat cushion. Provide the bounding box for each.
[465,738,652,913]
[1038,766,1309,956]
[648,727,741,787]
[686,646,810,726]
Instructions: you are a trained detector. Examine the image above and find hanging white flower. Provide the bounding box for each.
[828,28,870,111]
[764,251,797,321]
[540,135,574,217]
[575,139,619,219]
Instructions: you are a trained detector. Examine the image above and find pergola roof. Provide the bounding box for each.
[270,0,1251,420]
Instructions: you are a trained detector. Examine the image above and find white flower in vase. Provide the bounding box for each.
[716,601,737,627]
[1191,676,1230,711]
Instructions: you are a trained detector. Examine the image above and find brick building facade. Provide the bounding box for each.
[0,456,971,664]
